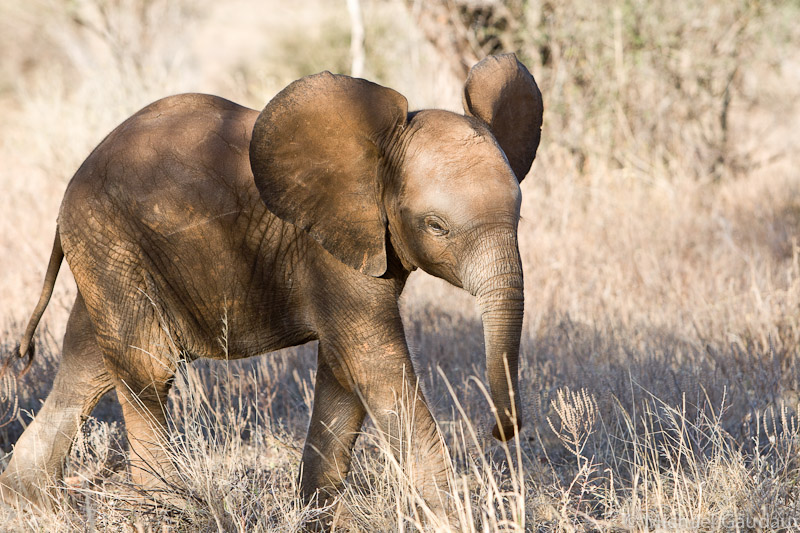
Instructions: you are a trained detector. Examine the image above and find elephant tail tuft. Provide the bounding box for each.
[2,229,64,378]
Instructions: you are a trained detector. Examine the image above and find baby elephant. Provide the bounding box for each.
[0,54,542,519]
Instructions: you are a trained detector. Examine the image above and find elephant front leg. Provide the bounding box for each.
[300,356,366,530]
[300,358,366,504]
[359,357,453,521]
[319,337,453,525]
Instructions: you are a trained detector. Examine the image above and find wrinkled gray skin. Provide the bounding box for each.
[0,54,542,520]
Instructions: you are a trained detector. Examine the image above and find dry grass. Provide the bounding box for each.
[1,0,800,530]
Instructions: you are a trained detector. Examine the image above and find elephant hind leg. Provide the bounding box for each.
[102,330,179,497]
[0,293,113,509]
[113,371,177,496]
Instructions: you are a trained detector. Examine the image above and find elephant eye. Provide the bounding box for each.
[424,216,449,236]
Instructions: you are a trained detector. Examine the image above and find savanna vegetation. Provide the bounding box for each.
[1,0,799,530]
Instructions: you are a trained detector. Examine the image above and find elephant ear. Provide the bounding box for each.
[250,72,408,277]
[462,54,543,182]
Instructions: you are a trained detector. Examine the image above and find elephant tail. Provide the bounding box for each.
[2,229,64,378]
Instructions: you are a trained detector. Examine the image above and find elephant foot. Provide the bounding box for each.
[303,498,353,532]
[0,472,56,511]
[121,476,192,513]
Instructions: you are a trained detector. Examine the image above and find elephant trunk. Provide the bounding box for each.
[465,229,524,441]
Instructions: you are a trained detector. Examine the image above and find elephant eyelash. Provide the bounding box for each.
[423,216,450,236]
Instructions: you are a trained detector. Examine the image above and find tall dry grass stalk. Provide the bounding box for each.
[1,0,799,530]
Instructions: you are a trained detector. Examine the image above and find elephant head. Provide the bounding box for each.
[250,54,543,439]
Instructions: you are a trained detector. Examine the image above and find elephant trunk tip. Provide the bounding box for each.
[492,419,519,441]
